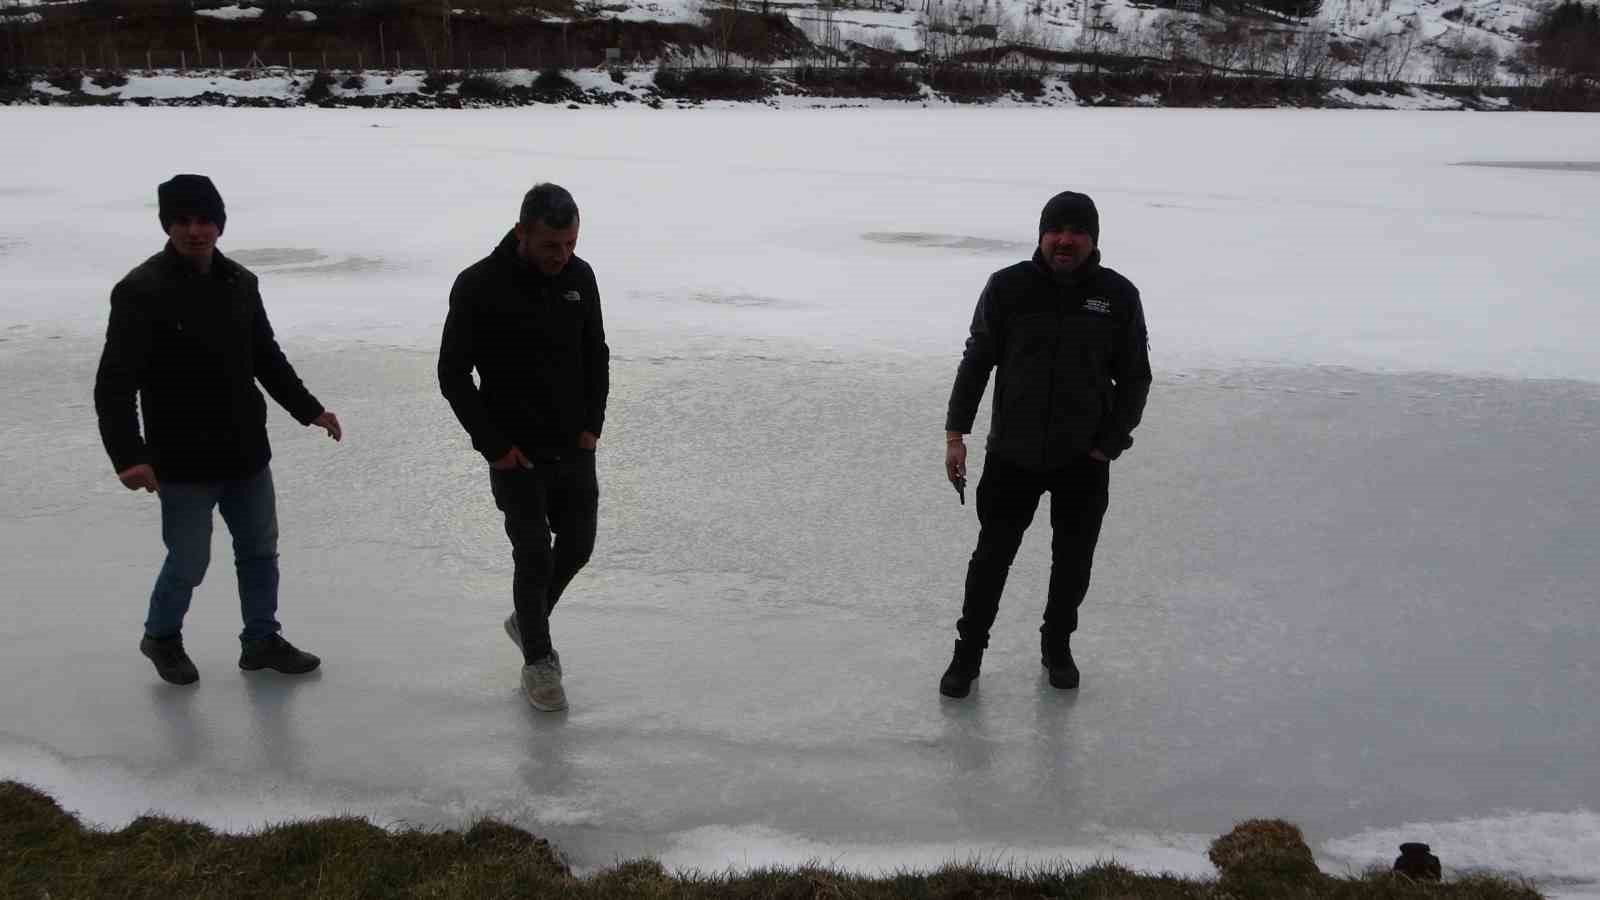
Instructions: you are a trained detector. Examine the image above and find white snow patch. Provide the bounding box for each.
[289,9,317,22]
[111,74,301,99]
[1325,810,1600,896]
[196,4,265,20]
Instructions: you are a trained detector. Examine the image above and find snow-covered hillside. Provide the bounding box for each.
[0,0,1562,84]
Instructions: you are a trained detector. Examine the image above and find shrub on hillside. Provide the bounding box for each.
[458,73,506,99]
[534,67,574,91]
[341,74,366,90]
[1529,0,1600,78]
[91,70,129,89]
[303,70,335,102]
[47,69,83,93]
[653,65,771,100]
[420,71,454,94]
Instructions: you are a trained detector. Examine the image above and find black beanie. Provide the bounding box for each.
[158,174,226,235]
[1039,191,1098,244]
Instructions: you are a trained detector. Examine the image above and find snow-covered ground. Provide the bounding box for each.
[1,106,1598,897]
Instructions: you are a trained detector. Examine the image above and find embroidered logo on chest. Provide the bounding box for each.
[1082,297,1112,315]
[563,290,582,303]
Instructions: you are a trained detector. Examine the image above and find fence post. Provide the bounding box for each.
[218,49,223,70]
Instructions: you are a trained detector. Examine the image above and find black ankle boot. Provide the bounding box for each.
[939,640,983,698]
[1040,633,1079,689]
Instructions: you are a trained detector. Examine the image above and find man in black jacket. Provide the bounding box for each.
[94,174,343,687]
[940,191,1151,699]
[439,183,609,713]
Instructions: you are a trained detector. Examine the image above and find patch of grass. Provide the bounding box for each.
[0,782,1548,900]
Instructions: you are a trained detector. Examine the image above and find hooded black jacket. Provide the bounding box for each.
[93,245,325,482]
[946,249,1151,469]
[438,231,610,463]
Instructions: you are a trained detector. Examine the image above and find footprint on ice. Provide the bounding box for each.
[686,291,788,308]
[861,232,1030,253]
[1453,161,1600,173]
[230,247,390,275]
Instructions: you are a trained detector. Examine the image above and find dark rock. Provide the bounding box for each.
[1394,842,1442,881]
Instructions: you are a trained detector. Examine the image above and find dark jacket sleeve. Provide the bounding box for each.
[93,281,153,473]
[1093,289,1152,460]
[438,272,512,463]
[250,284,324,425]
[945,277,999,434]
[583,269,610,438]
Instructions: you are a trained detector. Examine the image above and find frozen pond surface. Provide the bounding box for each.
[1,107,1598,895]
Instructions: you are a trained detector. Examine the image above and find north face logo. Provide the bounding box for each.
[1083,297,1111,315]
[563,290,582,303]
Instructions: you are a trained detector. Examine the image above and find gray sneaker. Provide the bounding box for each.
[520,656,567,711]
[504,613,559,675]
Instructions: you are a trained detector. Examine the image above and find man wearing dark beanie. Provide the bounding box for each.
[94,174,344,686]
[940,190,1152,699]
[439,183,609,713]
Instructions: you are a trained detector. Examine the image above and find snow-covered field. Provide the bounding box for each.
[1,106,1598,896]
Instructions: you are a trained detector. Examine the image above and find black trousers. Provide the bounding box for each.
[489,450,598,662]
[957,454,1110,648]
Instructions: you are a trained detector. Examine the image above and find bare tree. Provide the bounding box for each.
[1377,16,1419,81]
[702,0,740,68]
[1075,3,1116,72]
[1199,18,1247,80]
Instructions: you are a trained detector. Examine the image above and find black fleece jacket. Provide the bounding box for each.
[946,249,1151,469]
[438,231,610,463]
[93,245,325,482]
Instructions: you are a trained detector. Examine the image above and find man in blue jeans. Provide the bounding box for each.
[94,174,343,686]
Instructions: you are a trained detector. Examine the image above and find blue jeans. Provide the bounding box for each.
[145,465,282,642]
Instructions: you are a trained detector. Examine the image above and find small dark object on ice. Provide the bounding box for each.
[1394,842,1442,881]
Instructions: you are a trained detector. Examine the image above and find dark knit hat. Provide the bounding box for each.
[1039,191,1098,244]
[158,174,226,235]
